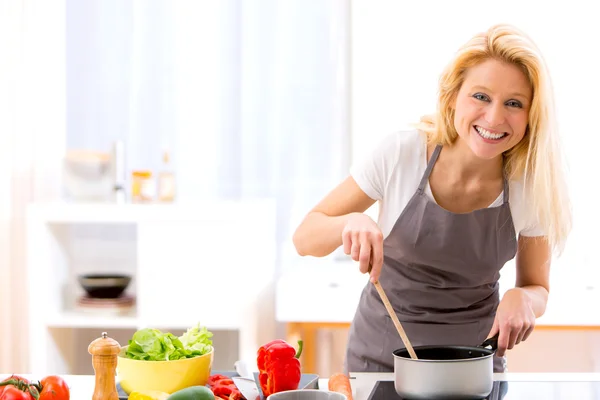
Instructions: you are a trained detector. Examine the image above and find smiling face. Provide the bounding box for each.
[452,58,532,160]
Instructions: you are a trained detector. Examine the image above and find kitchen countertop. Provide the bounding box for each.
[343,372,600,399]
[3,373,600,399]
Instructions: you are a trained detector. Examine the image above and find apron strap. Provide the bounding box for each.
[418,144,510,204]
[502,173,509,204]
[418,144,442,193]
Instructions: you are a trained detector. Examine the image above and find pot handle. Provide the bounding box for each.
[480,333,499,351]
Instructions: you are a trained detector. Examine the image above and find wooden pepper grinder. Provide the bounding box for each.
[88,331,121,400]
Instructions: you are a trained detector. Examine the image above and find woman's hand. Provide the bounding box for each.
[341,213,384,283]
[487,288,536,357]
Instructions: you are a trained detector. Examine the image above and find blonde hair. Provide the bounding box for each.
[416,24,571,254]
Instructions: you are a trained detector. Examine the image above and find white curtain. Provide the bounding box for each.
[0,0,66,372]
[1,0,350,371]
[65,0,351,271]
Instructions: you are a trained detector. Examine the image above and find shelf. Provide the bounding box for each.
[138,319,241,331]
[45,310,139,329]
[27,199,277,375]
[27,200,276,224]
[44,310,242,331]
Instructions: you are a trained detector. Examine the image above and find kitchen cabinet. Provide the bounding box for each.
[276,259,600,376]
[505,326,600,372]
[285,324,600,376]
[26,200,277,375]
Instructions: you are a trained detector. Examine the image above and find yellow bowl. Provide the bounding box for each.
[117,346,214,395]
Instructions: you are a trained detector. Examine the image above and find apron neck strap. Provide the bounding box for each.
[418,144,511,204]
[502,172,509,204]
[418,144,442,192]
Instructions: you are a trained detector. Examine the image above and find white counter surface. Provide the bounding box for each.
[3,373,600,399]
[341,372,600,399]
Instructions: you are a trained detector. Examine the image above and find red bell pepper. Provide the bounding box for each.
[257,339,304,397]
[207,374,243,400]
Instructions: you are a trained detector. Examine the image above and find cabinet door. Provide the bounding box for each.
[136,215,276,330]
[506,327,600,372]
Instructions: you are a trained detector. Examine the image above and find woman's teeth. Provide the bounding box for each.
[475,126,506,140]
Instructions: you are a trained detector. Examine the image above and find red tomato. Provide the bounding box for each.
[1,376,29,395]
[0,386,36,400]
[1,377,29,385]
[0,375,37,400]
[37,376,69,400]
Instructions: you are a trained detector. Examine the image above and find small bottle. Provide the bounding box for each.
[157,151,176,202]
[131,170,154,203]
[111,140,126,204]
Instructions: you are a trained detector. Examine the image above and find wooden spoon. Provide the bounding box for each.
[369,263,418,360]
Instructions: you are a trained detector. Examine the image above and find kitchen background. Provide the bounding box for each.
[1,0,599,378]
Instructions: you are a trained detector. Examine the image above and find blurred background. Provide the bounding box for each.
[1,0,599,378]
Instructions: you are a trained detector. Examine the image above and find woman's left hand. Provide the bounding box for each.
[486,288,536,357]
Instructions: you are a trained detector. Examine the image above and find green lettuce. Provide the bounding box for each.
[124,323,213,361]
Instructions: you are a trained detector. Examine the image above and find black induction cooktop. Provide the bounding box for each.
[366,380,600,399]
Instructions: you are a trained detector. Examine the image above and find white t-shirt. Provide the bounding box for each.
[350,129,545,239]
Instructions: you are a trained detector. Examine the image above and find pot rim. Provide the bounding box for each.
[392,345,494,362]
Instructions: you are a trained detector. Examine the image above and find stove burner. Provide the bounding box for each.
[366,380,506,400]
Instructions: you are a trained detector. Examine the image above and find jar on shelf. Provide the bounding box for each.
[157,151,176,203]
[131,170,155,203]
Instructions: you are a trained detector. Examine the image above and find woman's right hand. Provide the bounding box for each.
[341,213,384,283]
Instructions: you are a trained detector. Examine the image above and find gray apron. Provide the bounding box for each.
[344,144,517,373]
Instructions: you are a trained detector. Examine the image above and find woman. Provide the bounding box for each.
[292,24,572,373]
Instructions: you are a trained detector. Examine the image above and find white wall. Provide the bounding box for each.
[63,0,352,274]
[350,0,600,289]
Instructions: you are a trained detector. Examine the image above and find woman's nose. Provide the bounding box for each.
[485,103,506,127]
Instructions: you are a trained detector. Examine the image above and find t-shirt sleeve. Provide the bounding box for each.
[349,132,403,201]
[510,180,546,237]
[519,221,546,237]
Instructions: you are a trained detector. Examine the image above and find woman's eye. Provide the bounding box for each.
[473,93,489,102]
[506,100,523,108]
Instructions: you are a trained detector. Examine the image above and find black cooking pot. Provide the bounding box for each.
[392,334,499,399]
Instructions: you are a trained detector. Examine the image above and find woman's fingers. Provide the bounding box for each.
[350,231,360,261]
[497,318,534,357]
[515,319,534,345]
[358,232,372,274]
[342,228,352,255]
[507,323,521,350]
[341,218,385,280]
[496,323,510,357]
[369,231,384,282]
[522,324,535,342]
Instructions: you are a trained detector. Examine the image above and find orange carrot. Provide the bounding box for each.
[328,372,353,400]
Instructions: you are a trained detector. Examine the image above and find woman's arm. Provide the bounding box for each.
[514,235,551,317]
[489,234,551,356]
[292,176,376,257]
